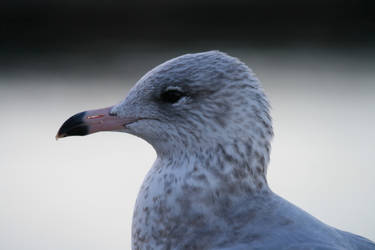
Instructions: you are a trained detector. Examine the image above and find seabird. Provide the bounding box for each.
[57,51,375,249]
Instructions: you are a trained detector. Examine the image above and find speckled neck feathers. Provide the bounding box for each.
[124,51,274,249]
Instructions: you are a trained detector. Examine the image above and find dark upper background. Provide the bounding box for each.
[1,0,374,76]
[1,2,375,249]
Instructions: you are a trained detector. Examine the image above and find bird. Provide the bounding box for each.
[56,51,375,249]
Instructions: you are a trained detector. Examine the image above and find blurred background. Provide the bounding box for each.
[0,0,374,249]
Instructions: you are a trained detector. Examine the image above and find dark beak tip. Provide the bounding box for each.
[55,133,65,140]
[56,111,89,139]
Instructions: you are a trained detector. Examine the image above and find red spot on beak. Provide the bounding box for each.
[87,114,105,119]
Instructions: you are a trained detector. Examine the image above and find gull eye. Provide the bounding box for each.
[160,89,185,104]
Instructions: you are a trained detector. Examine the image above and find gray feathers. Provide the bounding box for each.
[111,51,374,249]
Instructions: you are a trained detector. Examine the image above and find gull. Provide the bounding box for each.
[56,51,375,249]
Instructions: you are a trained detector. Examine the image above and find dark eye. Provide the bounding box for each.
[160,89,185,103]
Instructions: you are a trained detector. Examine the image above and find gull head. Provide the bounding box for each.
[57,51,273,173]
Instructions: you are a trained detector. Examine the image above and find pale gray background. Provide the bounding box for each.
[0,48,374,250]
[1,0,375,248]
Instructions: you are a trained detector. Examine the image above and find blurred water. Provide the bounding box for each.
[0,49,374,249]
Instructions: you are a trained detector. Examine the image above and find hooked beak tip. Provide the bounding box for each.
[55,133,64,140]
[56,106,134,140]
[56,111,89,140]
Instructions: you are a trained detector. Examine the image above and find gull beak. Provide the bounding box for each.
[56,106,138,140]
